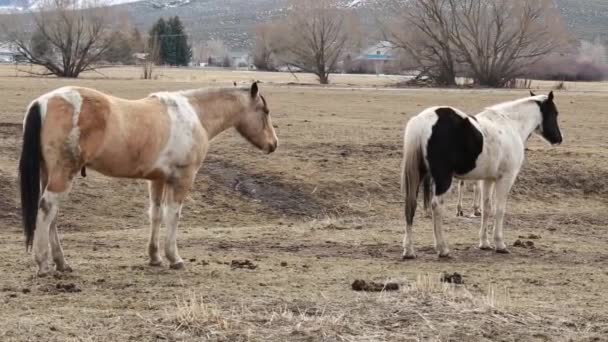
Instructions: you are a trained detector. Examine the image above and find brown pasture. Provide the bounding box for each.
[0,65,607,341]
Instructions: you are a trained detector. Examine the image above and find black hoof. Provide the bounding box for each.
[170,262,185,270]
[495,248,510,254]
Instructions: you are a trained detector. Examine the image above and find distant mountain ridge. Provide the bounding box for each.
[2,0,606,49]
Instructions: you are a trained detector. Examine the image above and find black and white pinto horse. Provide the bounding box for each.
[401,91,562,258]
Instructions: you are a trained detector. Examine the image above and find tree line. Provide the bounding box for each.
[1,0,605,85]
[253,0,605,86]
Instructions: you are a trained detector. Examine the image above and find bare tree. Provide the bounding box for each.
[273,0,350,84]
[2,0,120,78]
[142,33,160,80]
[204,39,230,66]
[382,0,458,86]
[448,0,571,87]
[383,0,571,87]
[252,23,278,71]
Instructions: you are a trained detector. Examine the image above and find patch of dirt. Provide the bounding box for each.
[0,122,22,158]
[307,142,401,159]
[513,151,608,198]
[351,279,399,292]
[39,283,82,294]
[0,173,19,226]
[230,259,257,270]
[201,156,340,218]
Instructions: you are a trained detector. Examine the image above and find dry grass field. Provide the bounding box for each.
[0,65,607,341]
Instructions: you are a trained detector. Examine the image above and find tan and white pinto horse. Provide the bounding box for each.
[19,82,278,276]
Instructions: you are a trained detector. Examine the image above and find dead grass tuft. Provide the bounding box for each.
[163,276,539,341]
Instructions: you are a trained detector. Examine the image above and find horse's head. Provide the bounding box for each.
[236,82,278,154]
[531,91,562,145]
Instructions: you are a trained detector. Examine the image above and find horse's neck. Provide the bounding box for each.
[189,93,245,139]
[484,101,540,142]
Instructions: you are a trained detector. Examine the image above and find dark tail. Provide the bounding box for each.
[401,137,427,226]
[19,102,42,250]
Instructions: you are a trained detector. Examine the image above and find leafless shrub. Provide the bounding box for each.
[252,23,279,71]
[142,33,159,80]
[528,40,608,81]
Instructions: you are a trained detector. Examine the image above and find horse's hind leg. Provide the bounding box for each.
[431,194,450,258]
[402,218,416,259]
[479,180,494,250]
[148,180,165,266]
[456,180,465,217]
[35,173,72,277]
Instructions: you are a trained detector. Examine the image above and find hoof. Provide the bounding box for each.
[457,210,464,217]
[37,270,52,278]
[56,264,73,273]
[149,260,163,267]
[473,210,482,217]
[495,248,510,254]
[169,261,185,270]
[438,253,452,259]
[479,245,493,251]
[402,254,417,260]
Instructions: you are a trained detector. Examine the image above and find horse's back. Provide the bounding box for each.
[30,86,178,180]
[405,106,484,195]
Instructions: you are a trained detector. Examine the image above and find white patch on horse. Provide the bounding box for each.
[26,87,83,158]
[150,92,200,177]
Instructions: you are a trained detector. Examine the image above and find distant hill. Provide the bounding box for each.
[115,0,608,49]
[2,0,607,50]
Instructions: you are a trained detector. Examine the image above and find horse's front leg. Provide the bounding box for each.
[456,180,464,217]
[148,180,165,266]
[492,175,517,253]
[163,170,196,270]
[473,181,482,217]
[479,180,494,250]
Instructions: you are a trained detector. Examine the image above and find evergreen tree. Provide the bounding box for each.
[148,16,191,66]
[148,18,167,64]
[168,16,192,66]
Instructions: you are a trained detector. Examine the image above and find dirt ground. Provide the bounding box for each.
[0,65,607,341]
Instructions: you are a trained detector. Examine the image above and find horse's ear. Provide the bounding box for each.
[251,82,259,98]
[548,91,554,102]
[529,91,536,97]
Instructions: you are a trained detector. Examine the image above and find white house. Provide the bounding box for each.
[355,41,397,74]
[0,42,23,63]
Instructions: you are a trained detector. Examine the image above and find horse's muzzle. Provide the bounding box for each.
[266,141,278,154]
